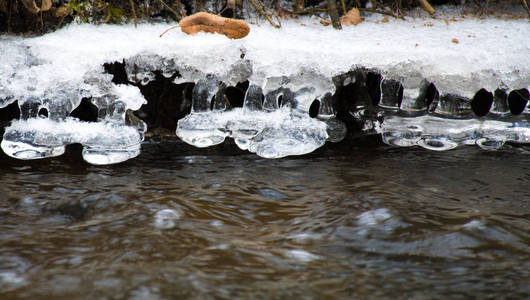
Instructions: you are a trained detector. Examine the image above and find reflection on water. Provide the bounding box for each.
[0,139,529,299]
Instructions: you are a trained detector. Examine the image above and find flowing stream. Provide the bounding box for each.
[1,140,528,299]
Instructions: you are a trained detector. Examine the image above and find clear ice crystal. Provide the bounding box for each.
[381,113,530,151]
[1,18,529,163]
[1,118,142,165]
[174,65,343,158]
[177,108,329,158]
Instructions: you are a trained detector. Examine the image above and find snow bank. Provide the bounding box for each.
[0,9,528,163]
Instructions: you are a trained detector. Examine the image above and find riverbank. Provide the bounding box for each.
[0,4,528,163]
[1,0,528,34]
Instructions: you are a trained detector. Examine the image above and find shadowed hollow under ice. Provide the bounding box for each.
[0,8,529,164]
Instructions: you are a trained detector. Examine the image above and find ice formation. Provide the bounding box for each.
[0,9,529,164]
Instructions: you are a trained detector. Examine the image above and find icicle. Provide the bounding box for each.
[490,87,510,115]
[318,92,346,143]
[191,74,219,113]
[379,79,402,110]
[243,84,263,111]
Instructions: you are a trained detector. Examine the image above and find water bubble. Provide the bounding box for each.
[284,249,321,262]
[153,208,182,229]
[418,136,459,151]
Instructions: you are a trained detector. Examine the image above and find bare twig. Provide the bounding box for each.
[8,0,12,33]
[359,7,404,19]
[174,0,187,17]
[248,0,280,28]
[158,0,182,20]
[326,0,342,29]
[293,8,328,15]
[257,0,281,27]
[417,0,435,15]
[523,0,530,19]
[129,0,138,27]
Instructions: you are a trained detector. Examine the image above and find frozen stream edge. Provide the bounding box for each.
[0,7,529,164]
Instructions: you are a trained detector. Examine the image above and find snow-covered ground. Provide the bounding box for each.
[0,7,529,163]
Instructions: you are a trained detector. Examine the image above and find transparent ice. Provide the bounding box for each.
[0,10,529,163]
[380,91,530,151]
[1,118,142,165]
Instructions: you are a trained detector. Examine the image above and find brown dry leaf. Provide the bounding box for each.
[451,38,459,44]
[19,0,52,14]
[320,19,331,26]
[160,12,250,39]
[179,12,250,39]
[381,17,389,23]
[41,0,52,11]
[53,4,69,18]
[340,8,362,26]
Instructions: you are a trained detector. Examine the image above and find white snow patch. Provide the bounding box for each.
[1,11,528,106]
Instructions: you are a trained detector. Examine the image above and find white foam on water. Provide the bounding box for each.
[357,208,393,226]
[462,220,487,230]
[0,272,27,291]
[284,249,321,262]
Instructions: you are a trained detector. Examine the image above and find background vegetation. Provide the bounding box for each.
[0,0,528,33]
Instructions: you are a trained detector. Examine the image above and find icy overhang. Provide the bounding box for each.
[0,10,529,163]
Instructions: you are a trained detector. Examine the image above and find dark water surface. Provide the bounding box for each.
[1,139,529,299]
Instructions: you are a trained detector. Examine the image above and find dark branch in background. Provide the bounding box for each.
[248,0,281,28]
[522,0,530,18]
[129,0,138,27]
[359,7,403,19]
[326,0,342,29]
[1,0,529,34]
[158,0,182,20]
[417,0,435,15]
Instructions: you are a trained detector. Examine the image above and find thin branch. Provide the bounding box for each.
[326,0,342,29]
[256,0,282,27]
[341,0,347,14]
[248,0,280,28]
[417,0,435,15]
[358,7,404,19]
[522,0,530,19]
[293,8,328,15]
[8,0,12,33]
[158,0,182,20]
[129,0,138,27]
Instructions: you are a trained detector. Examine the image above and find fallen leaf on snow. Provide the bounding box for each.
[340,8,362,26]
[160,12,250,39]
